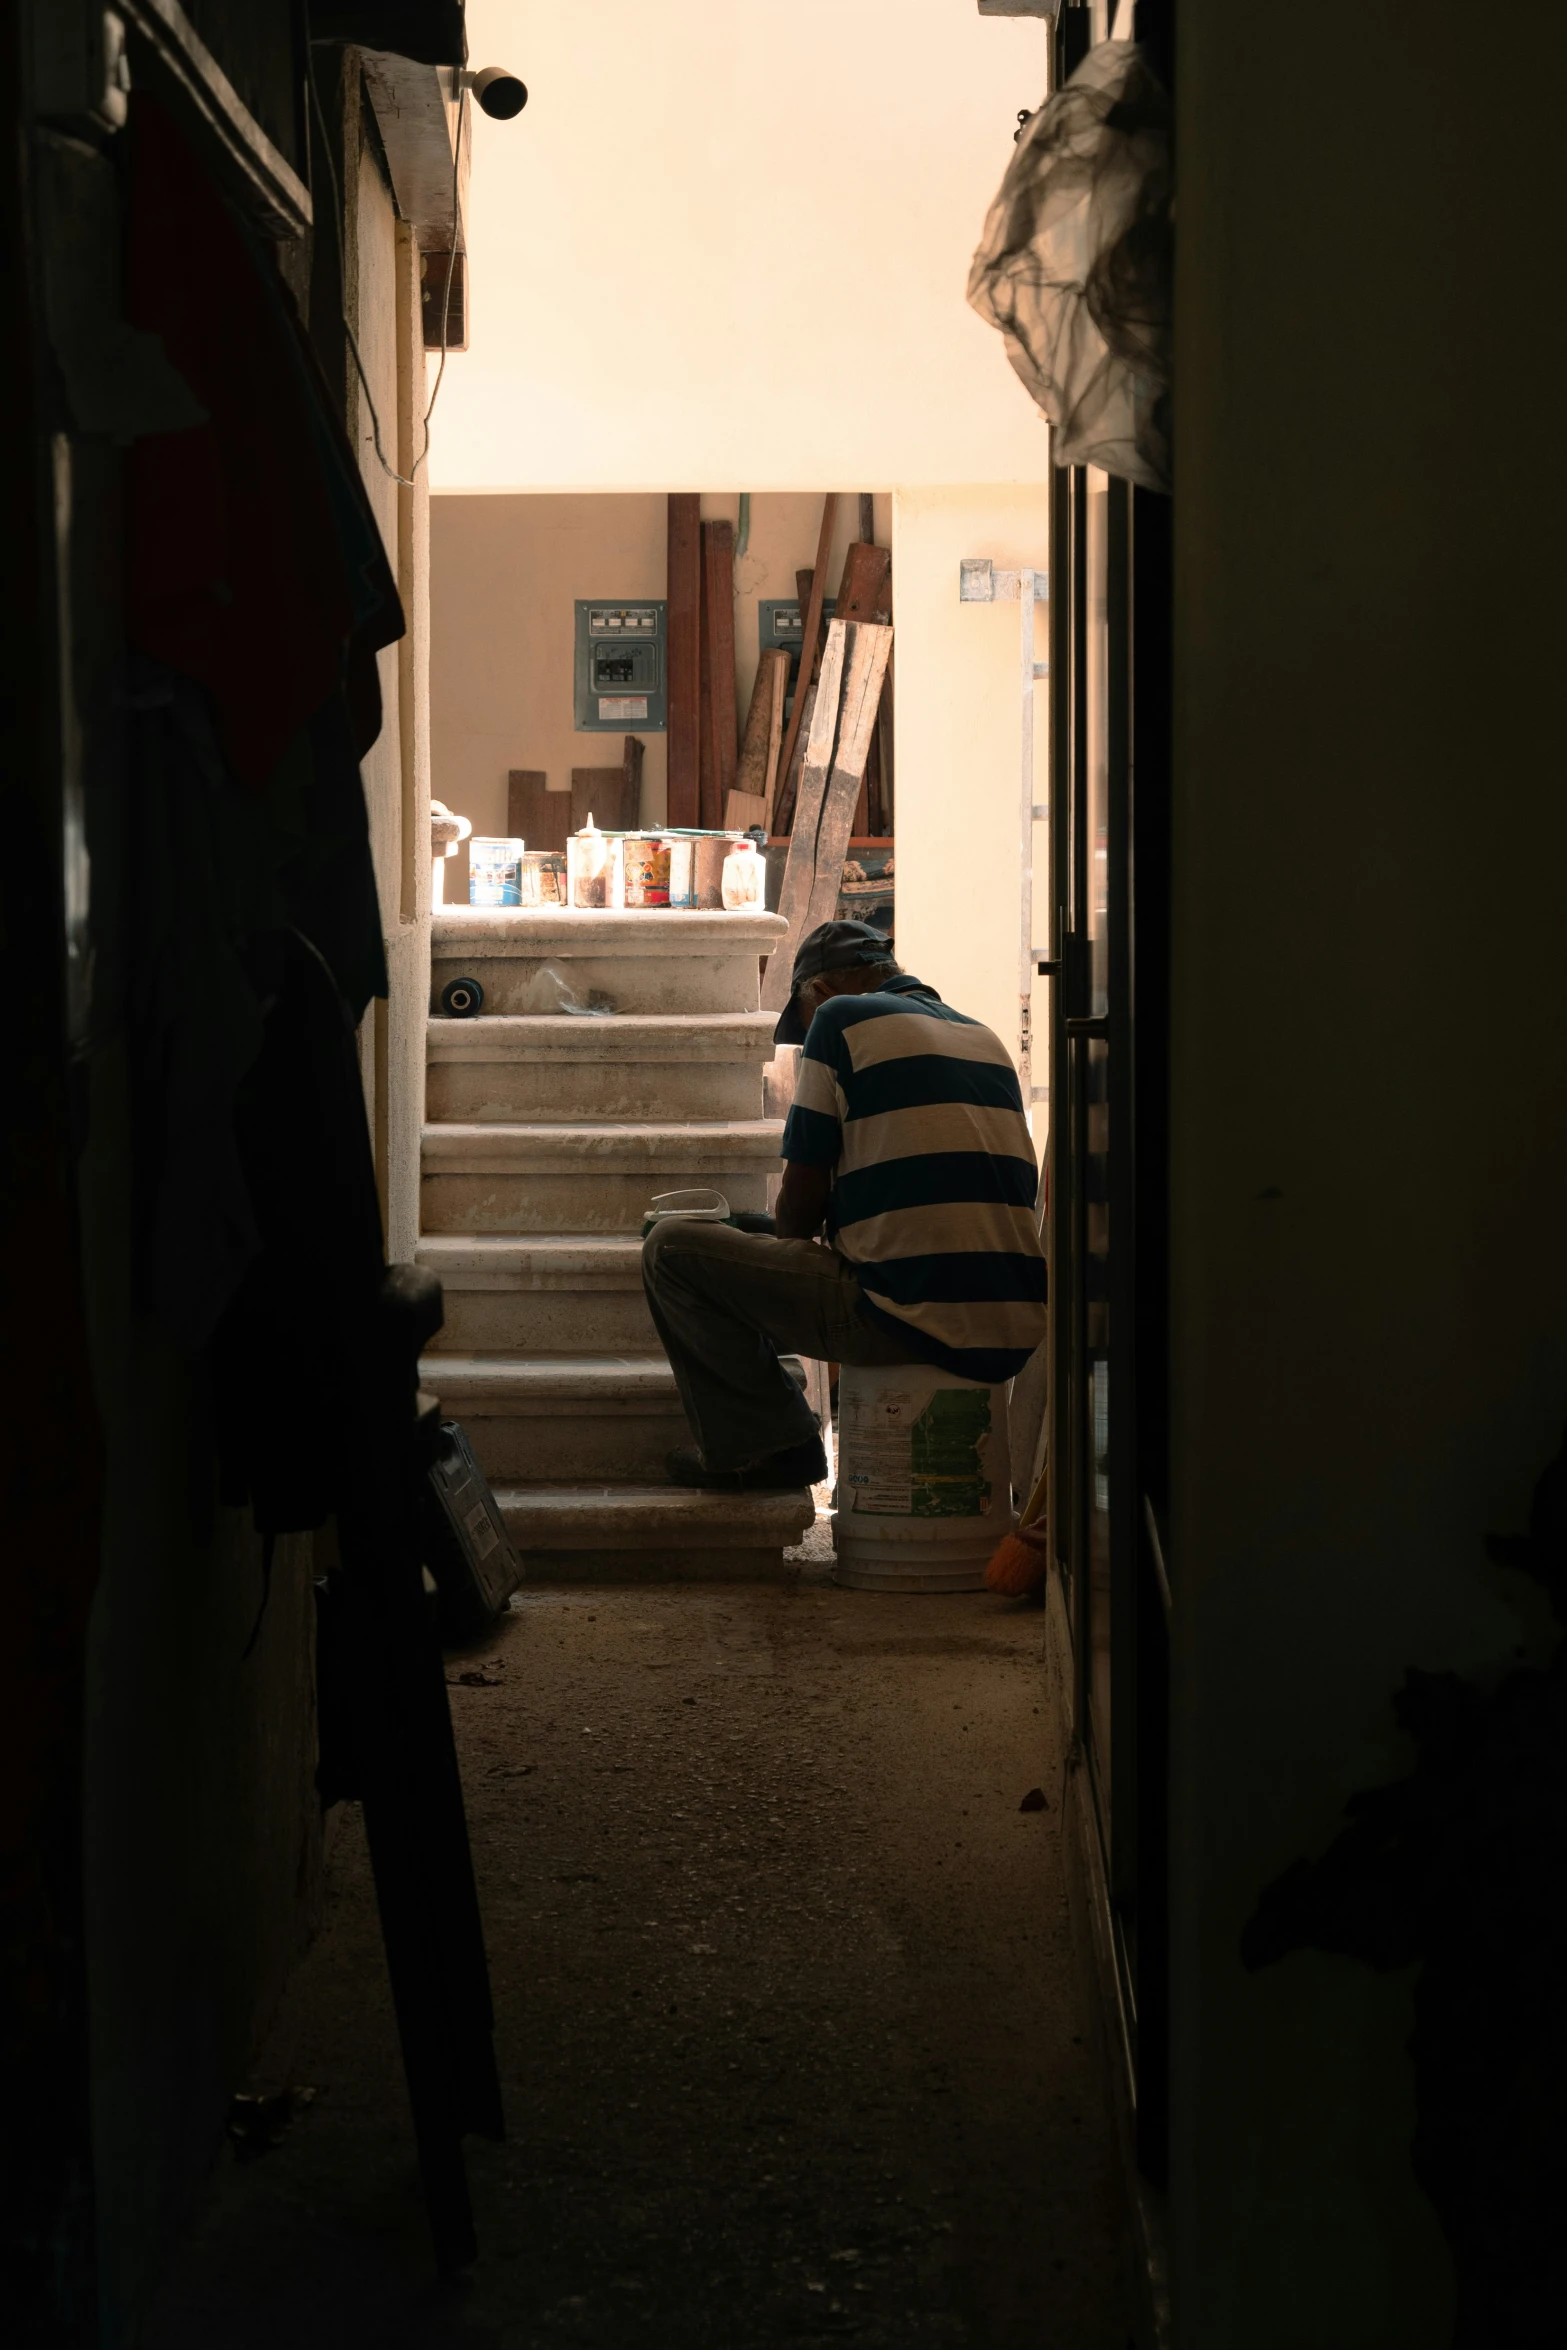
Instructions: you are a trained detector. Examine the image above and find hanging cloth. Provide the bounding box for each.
[968,37,1172,492]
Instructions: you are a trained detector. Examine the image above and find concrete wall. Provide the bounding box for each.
[431,0,1053,493]
[351,148,430,1264]
[429,491,888,894]
[1169,5,1567,2342]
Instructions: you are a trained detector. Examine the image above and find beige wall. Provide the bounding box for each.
[431,0,1053,492]
[430,490,892,897]
[891,484,1048,1084]
[431,483,1043,1094]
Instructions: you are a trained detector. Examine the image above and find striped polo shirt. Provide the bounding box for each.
[781,974,1047,1382]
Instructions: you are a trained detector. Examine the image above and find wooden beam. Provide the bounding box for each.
[736,646,789,807]
[665,495,701,827]
[760,648,787,833]
[800,623,893,945]
[698,520,737,829]
[832,543,891,830]
[834,540,891,625]
[858,492,876,542]
[123,0,311,238]
[774,494,838,809]
[770,676,815,838]
[761,619,848,1015]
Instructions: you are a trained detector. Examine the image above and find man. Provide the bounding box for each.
[642,920,1048,1489]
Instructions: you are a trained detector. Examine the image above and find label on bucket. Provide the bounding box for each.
[844,1386,993,1519]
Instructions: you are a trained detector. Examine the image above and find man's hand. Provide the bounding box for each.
[775,1161,832,1241]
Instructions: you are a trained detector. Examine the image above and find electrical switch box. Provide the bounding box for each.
[758,598,836,702]
[574,600,667,732]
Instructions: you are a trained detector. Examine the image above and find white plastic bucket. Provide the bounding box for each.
[832,1361,1014,1593]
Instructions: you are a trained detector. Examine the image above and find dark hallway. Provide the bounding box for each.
[143,1572,1130,2349]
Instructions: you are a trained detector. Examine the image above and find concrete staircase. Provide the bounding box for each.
[418,908,815,1579]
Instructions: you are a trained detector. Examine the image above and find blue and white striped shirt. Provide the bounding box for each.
[781,975,1046,1383]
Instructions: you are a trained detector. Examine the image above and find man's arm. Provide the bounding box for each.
[775,1160,832,1241]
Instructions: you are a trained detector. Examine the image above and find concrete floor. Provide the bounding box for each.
[145,1561,1131,2350]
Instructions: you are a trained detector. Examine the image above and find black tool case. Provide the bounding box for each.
[422,1419,523,1641]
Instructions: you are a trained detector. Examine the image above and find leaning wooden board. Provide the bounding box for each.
[698,518,738,828]
[760,619,848,1015]
[507,769,565,852]
[665,494,702,826]
[772,493,838,818]
[800,623,893,944]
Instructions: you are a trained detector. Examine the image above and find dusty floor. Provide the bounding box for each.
[146,1563,1131,2349]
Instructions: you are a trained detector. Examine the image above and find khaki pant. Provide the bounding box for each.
[641,1219,924,1472]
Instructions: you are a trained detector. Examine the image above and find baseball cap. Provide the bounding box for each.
[772,920,893,1045]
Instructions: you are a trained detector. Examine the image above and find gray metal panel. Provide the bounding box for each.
[574,600,668,733]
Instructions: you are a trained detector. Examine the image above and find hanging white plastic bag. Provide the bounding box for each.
[968,36,1171,492]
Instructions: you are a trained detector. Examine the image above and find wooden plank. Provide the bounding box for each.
[760,647,787,832]
[622,732,645,819]
[724,788,768,832]
[508,770,568,853]
[735,647,790,832]
[834,540,891,624]
[774,494,838,810]
[858,491,876,542]
[570,766,639,833]
[770,676,815,838]
[800,623,894,947]
[830,546,890,834]
[699,520,737,829]
[665,494,701,826]
[760,619,848,1015]
[736,646,787,797]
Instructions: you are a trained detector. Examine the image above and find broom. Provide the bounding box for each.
[985,1459,1050,1596]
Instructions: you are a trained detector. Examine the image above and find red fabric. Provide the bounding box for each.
[123,98,358,791]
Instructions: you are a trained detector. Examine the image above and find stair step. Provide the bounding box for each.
[499,1482,817,1584]
[418,1234,646,1280]
[426,1012,773,1123]
[421,1351,685,1481]
[433,910,787,953]
[427,1012,777,1062]
[432,908,788,1018]
[424,1353,679,1403]
[418,1234,653,1353]
[422,1119,784,1171]
[420,1119,781,1233]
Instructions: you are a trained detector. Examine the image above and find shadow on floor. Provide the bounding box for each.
[144,1570,1131,2349]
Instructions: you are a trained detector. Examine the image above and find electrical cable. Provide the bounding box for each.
[305,42,465,489]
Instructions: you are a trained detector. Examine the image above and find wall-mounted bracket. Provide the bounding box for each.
[959,556,1050,603]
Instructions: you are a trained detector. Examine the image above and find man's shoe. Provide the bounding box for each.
[664,1435,827,1490]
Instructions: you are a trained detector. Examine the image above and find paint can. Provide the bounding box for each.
[468,835,526,907]
[622,835,671,907]
[832,1362,1014,1593]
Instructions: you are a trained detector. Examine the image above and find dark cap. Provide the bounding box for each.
[772,920,893,1046]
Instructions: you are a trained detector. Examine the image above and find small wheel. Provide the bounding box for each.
[440,975,484,1018]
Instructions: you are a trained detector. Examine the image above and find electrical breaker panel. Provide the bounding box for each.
[574,600,667,732]
[758,598,836,701]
